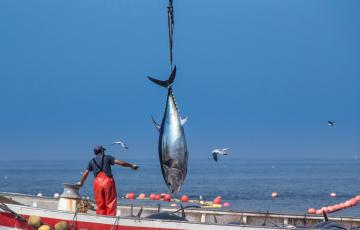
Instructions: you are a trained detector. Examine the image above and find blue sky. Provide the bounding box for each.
[0,1,359,160]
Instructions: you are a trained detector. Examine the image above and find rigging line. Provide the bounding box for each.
[167,0,174,70]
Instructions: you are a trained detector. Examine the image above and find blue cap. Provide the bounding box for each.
[94,145,106,154]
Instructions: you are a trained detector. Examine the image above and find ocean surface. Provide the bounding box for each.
[1,158,360,217]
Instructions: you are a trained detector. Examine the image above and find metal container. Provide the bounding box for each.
[57,183,80,212]
[60,183,80,199]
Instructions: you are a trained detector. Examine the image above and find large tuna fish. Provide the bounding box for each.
[148,66,188,193]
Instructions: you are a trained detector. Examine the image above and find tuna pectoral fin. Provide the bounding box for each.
[151,116,161,131]
[148,66,176,88]
[181,117,188,126]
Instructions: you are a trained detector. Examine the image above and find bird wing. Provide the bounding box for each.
[111,140,129,149]
[122,143,129,149]
[117,141,129,149]
[212,152,218,162]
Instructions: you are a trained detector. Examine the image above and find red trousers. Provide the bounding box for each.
[93,172,117,216]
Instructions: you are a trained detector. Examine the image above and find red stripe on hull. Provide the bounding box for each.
[0,212,179,230]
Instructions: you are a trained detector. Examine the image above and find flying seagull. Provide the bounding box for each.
[212,148,229,162]
[110,140,129,149]
[328,121,336,126]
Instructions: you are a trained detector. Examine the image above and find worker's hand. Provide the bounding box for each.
[76,181,83,187]
[131,164,139,170]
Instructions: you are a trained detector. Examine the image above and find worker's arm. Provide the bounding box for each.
[114,159,139,170]
[76,170,90,187]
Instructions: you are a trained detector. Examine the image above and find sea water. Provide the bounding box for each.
[1,158,359,217]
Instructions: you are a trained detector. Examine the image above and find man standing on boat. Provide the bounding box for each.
[77,145,139,216]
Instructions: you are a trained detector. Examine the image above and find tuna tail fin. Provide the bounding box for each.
[148,66,176,88]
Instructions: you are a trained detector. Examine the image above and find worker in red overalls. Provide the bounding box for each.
[77,145,139,216]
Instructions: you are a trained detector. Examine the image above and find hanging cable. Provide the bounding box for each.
[167,0,174,71]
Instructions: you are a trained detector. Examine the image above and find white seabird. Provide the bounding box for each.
[212,148,229,162]
[110,140,129,149]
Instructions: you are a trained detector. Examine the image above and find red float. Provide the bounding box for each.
[307,208,316,214]
[320,207,329,213]
[223,202,231,207]
[334,204,341,211]
[344,200,352,208]
[149,193,156,200]
[138,193,146,199]
[163,194,172,202]
[213,197,222,205]
[127,192,135,200]
[327,206,335,213]
[180,195,189,203]
[350,198,358,206]
[340,203,346,209]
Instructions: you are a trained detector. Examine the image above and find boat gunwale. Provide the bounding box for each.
[2,192,360,222]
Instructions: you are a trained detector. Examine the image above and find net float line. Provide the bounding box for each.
[308,194,360,214]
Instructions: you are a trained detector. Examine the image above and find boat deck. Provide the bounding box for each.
[1,192,360,229]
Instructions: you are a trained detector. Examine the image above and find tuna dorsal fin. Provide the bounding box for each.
[181,117,188,126]
[148,66,176,88]
[151,116,161,131]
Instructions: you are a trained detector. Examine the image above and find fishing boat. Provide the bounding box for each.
[1,192,360,230]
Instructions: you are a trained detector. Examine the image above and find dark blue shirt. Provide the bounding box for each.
[87,154,115,177]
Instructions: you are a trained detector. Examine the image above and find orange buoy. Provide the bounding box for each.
[181,195,189,203]
[321,207,329,213]
[307,208,316,214]
[333,204,341,211]
[330,192,337,197]
[271,192,278,198]
[163,194,172,202]
[149,193,156,200]
[154,194,161,200]
[344,200,352,208]
[213,197,222,205]
[138,193,146,199]
[350,198,358,206]
[223,202,231,207]
[340,203,346,209]
[327,206,335,213]
[315,209,323,215]
[128,192,135,200]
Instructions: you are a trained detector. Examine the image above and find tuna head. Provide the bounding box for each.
[163,160,185,193]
